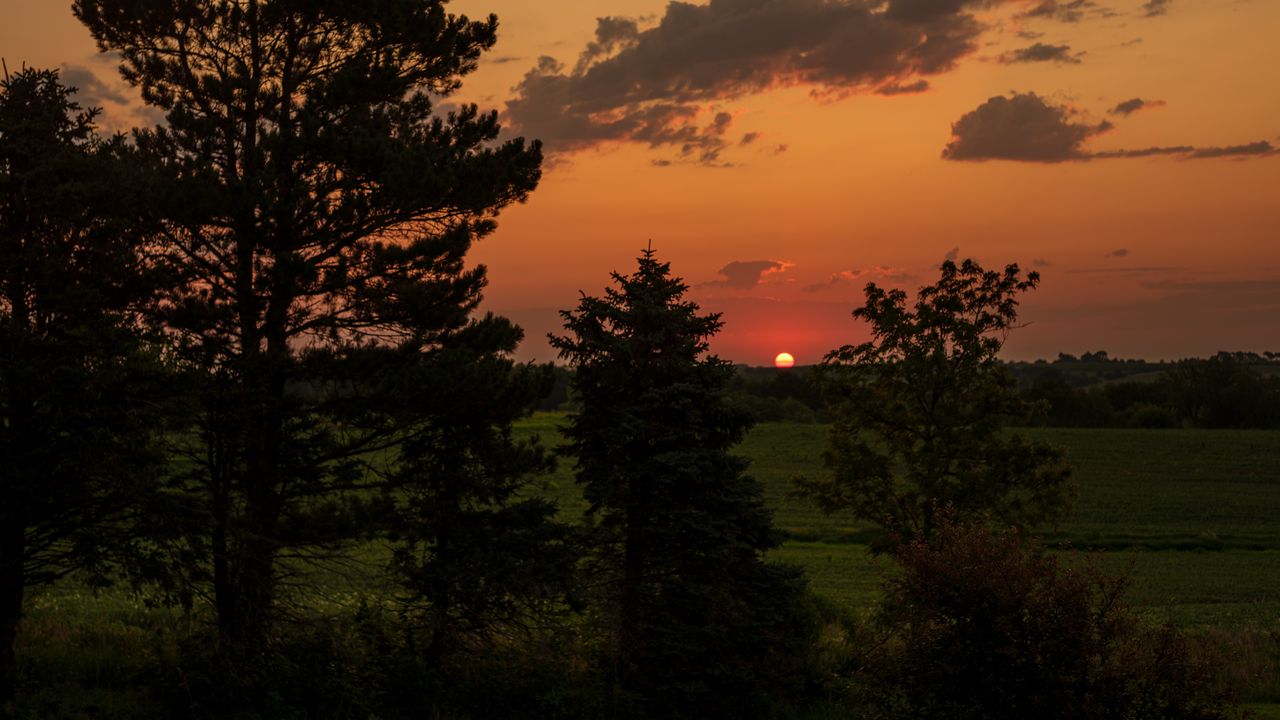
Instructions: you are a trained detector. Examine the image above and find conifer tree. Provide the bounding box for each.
[0,66,162,710]
[75,0,550,647]
[552,249,812,717]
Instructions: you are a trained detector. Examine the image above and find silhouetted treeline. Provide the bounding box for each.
[653,354,1280,429]
[1015,356,1280,429]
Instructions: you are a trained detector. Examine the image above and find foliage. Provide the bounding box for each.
[551,250,816,717]
[864,519,1237,720]
[1016,358,1280,429]
[0,66,165,709]
[797,259,1073,544]
[384,321,581,664]
[75,0,545,646]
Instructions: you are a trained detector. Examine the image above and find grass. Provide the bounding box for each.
[519,414,1280,709]
[19,415,1280,713]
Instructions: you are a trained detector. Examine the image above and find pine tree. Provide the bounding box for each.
[552,248,812,717]
[0,66,163,710]
[75,0,547,647]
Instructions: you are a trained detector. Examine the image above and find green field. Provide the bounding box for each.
[19,417,1280,714]
[518,416,1280,707]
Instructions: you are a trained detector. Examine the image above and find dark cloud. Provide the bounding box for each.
[1109,97,1165,116]
[997,42,1083,64]
[708,260,794,290]
[506,0,1007,163]
[944,247,961,262]
[59,64,127,107]
[1141,0,1172,17]
[1032,258,1054,268]
[945,92,1280,163]
[1018,0,1104,23]
[1187,141,1277,159]
[1107,248,1130,258]
[942,92,1111,162]
[1093,141,1278,160]
[740,131,762,145]
[876,80,931,95]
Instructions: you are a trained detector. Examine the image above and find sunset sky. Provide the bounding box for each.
[3,0,1278,365]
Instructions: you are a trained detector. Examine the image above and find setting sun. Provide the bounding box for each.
[774,352,795,369]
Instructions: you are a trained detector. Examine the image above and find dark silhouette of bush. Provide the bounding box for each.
[866,519,1237,720]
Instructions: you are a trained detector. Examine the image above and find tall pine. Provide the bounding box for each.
[75,0,550,648]
[552,249,813,718]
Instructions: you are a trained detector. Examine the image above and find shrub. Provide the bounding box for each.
[866,520,1237,720]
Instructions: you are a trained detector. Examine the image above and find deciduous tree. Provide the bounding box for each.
[798,259,1072,545]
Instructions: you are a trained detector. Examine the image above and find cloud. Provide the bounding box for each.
[998,42,1084,64]
[1018,0,1106,23]
[707,260,794,290]
[740,131,762,145]
[1140,0,1172,17]
[1109,97,1165,116]
[1032,258,1054,267]
[944,92,1280,163]
[876,80,932,96]
[1187,141,1278,159]
[944,246,961,262]
[942,92,1111,162]
[1107,248,1130,258]
[59,64,128,107]
[506,0,1008,163]
[806,265,914,291]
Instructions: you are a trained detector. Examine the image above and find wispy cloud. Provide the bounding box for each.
[806,265,914,292]
[706,260,795,290]
[1109,97,1165,116]
[997,42,1084,65]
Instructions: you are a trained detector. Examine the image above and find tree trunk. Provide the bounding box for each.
[0,529,25,714]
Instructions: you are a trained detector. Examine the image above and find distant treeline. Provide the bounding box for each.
[605,351,1280,429]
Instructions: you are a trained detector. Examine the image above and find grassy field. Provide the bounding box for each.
[518,415,1280,708]
[19,416,1280,714]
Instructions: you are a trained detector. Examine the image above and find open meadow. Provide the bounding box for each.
[518,415,1280,714]
[17,416,1280,717]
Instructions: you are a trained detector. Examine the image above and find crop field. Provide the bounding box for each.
[18,416,1280,716]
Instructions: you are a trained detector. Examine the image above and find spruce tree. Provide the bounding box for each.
[75,0,551,648]
[552,249,812,717]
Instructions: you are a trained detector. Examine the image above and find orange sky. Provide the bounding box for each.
[3,0,1278,365]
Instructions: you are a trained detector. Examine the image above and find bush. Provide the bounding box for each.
[864,520,1237,720]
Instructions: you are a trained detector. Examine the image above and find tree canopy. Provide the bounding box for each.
[798,258,1073,544]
